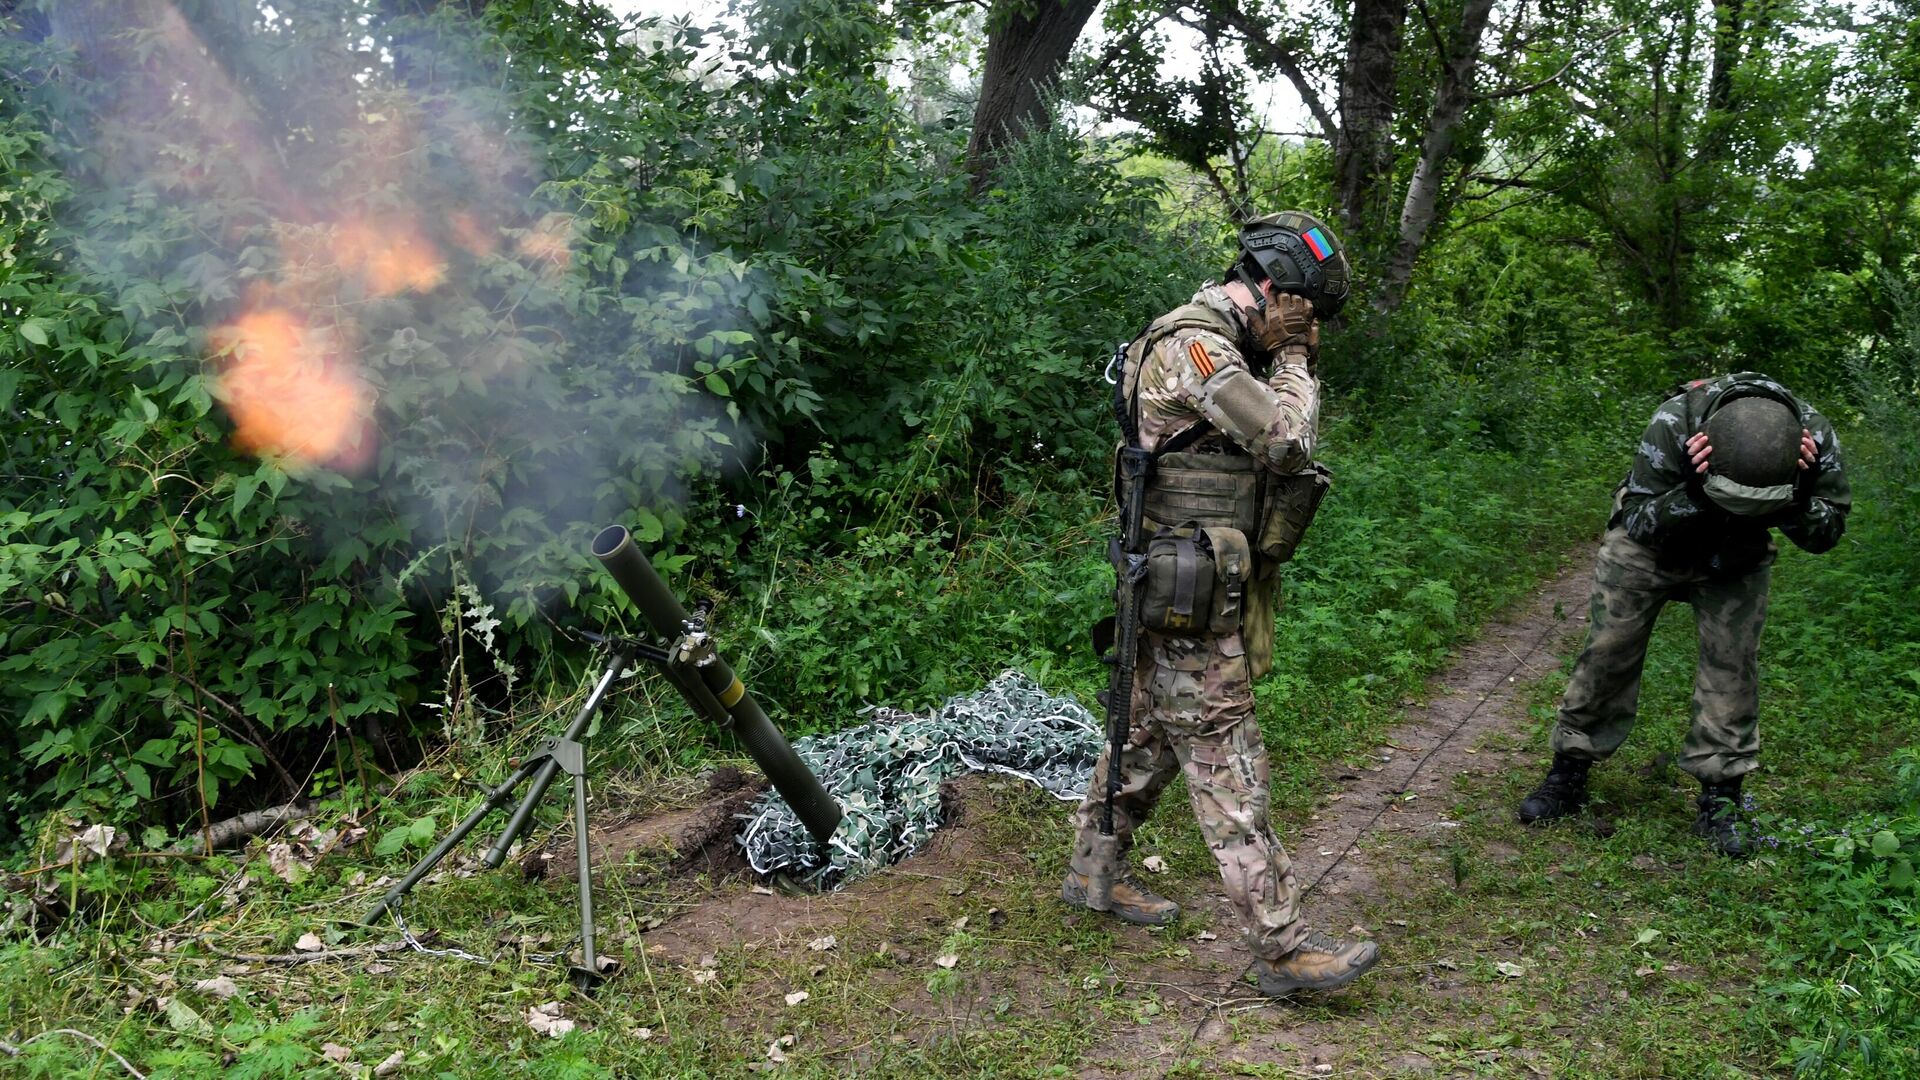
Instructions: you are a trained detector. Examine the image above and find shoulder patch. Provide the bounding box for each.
[1186,339,1217,379]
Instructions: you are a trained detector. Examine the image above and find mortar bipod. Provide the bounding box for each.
[363,635,658,991]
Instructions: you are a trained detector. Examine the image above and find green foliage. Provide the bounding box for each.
[0,0,1201,839]
[1744,284,1920,1079]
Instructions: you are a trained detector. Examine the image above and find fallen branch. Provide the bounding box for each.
[0,1029,147,1079]
[170,799,317,854]
[184,940,419,965]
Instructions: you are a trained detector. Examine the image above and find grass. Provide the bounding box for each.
[9,422,1914,1078]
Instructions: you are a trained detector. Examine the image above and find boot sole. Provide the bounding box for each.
[1257,942,1381,996]
[1059,879,1179,927]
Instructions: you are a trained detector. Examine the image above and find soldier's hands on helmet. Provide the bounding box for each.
[1690,428,1816,475]
[1686,431,1712,474]
[1245,283,1318,357]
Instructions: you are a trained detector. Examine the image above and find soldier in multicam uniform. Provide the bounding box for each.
[1059,212,1379,996]
[1518,372,1852,855]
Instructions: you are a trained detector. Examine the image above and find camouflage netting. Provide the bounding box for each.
[739,671,1101,887]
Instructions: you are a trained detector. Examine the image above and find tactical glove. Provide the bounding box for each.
[1246,291,1318,355]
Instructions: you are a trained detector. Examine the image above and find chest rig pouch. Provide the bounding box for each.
[1143,451,1262,536]
[1257,462,1332,566]
[1140,522,1253,636]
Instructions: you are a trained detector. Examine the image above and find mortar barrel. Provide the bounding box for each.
[590,525,843,845]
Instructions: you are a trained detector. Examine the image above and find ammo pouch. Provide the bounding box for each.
[1256,462,1332,565]
[1138,522,1253,636]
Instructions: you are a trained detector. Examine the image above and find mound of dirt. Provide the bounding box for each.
[641,775,991,961]
[522,766,763,886]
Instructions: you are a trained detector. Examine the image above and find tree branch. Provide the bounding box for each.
[1194,1,1339,144]
[1406,0,1451,58]
[168,798,319,854]
[1474,25,1629,102]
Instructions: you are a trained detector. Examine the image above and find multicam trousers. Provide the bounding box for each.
[1552,527,1771,783]
[1069,628,1304,959]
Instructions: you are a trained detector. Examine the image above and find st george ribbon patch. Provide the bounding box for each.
[1187,339,1218,379]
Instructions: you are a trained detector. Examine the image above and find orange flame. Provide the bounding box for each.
[446,210,499,258]
[515,212,574,274]
[213,306,375,472]
[331,218,446,296]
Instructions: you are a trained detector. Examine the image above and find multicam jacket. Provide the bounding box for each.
[1122,285,1318,466]
[1118,285,1320,678]
[1610,371,1851,576]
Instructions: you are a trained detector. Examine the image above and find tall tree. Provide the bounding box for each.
[966,0,1103,191]
[1084,0,1596,311]
[1334,0,1408,245]
[1374,0,1495,310]
[1542,0,1814,359]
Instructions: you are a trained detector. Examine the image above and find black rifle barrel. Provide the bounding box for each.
[590,525,843,845]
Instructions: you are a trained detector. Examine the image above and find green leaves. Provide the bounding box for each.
[16,317,54,346]
[374,815,439,858]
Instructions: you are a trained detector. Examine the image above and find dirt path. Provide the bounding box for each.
[1077,551,1600,1074]
[1290,552,1596,916]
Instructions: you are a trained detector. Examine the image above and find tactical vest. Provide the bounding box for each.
[1114,301,1331,678]
[1119,301,1265,536]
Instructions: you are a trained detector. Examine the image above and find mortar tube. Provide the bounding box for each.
[590,525,843,845]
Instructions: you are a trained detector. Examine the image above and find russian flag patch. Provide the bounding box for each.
[1302,228,1332,262]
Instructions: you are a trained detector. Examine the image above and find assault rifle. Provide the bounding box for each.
[1085,443,1153,911]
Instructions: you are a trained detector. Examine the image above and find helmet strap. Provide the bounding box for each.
[1234,263,1267,315]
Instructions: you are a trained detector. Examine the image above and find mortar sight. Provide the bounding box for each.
[590,524,842,845]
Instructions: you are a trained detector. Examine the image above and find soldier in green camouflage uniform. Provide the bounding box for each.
[1518,372,1851,855]
[1060,213,1378,996]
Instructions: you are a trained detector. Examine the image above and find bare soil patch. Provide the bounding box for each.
[522,766,761,887]
[641,777,995,961]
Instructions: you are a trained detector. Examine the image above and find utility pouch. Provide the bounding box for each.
[1141,523,1213,636]
[1140,523,1251,636]
[1257,462,1332,565]
[1199,526,1251,634]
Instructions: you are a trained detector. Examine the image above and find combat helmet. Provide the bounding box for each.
[1701,393,1802,516]
[1229,211,1351,318]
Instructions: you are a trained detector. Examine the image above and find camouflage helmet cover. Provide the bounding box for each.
[1232,211,1351,317]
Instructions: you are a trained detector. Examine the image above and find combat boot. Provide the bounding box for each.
[1060,869,1180,926]
[1517,751,1592,824]
[1253,930,1380,996]
[1692,777,1750,858]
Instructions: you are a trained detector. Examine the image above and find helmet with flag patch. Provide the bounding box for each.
[1229,211,1351,318]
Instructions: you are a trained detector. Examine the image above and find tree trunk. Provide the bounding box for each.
[1333,0,1407,250]
[1374,0,1496,312]
[965,0,1102,193]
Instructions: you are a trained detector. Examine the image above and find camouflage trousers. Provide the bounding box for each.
[1069,628,1303,959]
[1552,528,1771,783]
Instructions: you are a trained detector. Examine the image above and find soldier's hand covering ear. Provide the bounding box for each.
[1246,286,1317,356]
